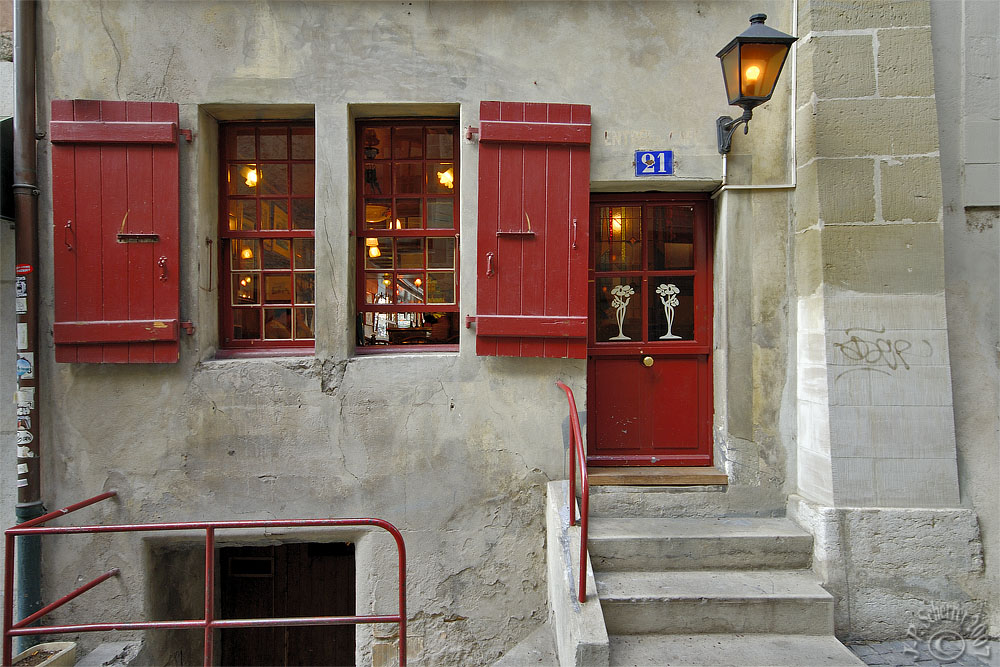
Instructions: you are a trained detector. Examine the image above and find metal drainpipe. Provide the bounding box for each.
[13,0,44,651]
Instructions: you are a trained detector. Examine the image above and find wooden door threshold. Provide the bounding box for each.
[588,466,728,486]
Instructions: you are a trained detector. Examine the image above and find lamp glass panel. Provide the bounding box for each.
[739,42,790,98]
[720,47,741,104]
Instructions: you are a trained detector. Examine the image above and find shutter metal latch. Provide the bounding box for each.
[465,126,479,141]
[465,316,476,329]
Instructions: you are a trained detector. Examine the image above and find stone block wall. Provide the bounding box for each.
[793,0,959,508]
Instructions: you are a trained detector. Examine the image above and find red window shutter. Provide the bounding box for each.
[475,101,591,359]
[51,100,181,363]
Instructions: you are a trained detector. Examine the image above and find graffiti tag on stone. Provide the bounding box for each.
[833,327,932,381]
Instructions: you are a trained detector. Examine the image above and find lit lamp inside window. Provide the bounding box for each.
[715,14,797,154]
[245,167,258,188]
[366,237,381,258]
[437,168,454,189]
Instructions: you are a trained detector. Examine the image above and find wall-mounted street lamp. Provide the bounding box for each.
[716,13,798,154]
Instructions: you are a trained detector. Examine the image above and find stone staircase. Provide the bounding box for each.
[590,515,862,665]
[532,481,864,666]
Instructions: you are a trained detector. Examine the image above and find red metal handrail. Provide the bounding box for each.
[3,493,407,667]
[556,381,589,603]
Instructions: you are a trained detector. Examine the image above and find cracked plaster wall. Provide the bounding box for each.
[26,0,801,663]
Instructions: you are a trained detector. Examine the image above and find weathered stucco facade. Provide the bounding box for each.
[0,0,996,664]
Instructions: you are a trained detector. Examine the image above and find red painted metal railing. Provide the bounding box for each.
[2,492,407,667]
[556,381,590,603]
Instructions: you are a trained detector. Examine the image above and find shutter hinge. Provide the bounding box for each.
[178,128,193,143]
[180,321,196,335]
[465,126,479,141]
[465,316,476,329]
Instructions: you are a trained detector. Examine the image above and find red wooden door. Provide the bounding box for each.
[587,194,713,466]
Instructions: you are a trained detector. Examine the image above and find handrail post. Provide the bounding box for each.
[203,528,215,667]
[3,534,15,667]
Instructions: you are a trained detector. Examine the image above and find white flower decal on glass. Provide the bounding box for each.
[609,283,635,341]
[656,283,681,339]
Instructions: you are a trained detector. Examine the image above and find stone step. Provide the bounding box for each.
[586,485,787,519]
[609,633,864,666]
[596,570,834,635]
[589,517,813,571]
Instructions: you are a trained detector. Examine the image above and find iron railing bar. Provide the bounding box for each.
[6,517,397,536]
[556,381,590,603]
[212,615,401,628]
[14,491,117,529]
[12,568,119,629]
[3,535,14,666]
[203,527,214,667]
[3,515,406,667]
[8,620,206,634]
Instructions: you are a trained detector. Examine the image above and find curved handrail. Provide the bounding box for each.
[556,381,589,603]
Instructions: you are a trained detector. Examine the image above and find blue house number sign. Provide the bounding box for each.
[635,150,673,177]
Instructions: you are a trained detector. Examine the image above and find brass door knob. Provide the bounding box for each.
[642,356,654,367]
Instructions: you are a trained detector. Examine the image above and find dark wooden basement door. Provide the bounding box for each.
[219,542,355,666]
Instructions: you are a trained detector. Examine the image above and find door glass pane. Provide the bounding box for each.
[648,205,695,270]
[648,277,694,341]
[595,277,641,342]
[595,206,641,271]
[427,199,454,228]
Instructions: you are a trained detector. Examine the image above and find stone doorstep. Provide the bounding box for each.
[596,569,835,636]
[588,466,728,486]
[588,517,814,571]
[610,633,864,667]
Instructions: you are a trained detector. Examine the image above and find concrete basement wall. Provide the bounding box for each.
[25,1,799,663]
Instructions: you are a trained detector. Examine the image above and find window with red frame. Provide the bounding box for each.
[219,122,315,350]
[356,119,459,349]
